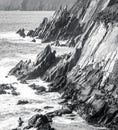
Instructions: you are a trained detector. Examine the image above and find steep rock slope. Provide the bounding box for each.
[26,0,111,47]
[9,0,118,129]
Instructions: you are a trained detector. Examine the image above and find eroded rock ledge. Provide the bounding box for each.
[10,0,118,129]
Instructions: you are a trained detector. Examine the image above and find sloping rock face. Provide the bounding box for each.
[26,0,94,45]
[9,0,118,129]
[27,6,82,44]
[43,1,118,129]
[9,45,57,80]
[25,0,112,47]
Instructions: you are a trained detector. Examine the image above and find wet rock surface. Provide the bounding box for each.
[16,28,26,38]
[29,84,46,92]
[47,107,72,118]
[0,84,19,96]
[17,5,82,47]
[10,0,118,129]
[13,114,55,130]
[17,100,29,105]
[8,45,57,80]
[9,44,118,129]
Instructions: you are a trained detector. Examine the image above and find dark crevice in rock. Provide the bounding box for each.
[108,0,118,6]
[10,0,118,129]
[18,2,86,47]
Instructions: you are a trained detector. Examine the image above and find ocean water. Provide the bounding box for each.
[0,11,106,130]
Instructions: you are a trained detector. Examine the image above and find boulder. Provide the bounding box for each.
[0,89,6,94]
[44,106,54,109]
[18,117,24,127]
[47,107,72,117]
[28,114,41,127]
[32,39,36,42]
[12,90,20,96]
[29,84,46,92]
[27,30,35,37]
[17,100,29,105]
[0,84,19,96]
[25,114,53,130]
[34,108,42,112]
[16,28,26,38]
[35,88,46,95]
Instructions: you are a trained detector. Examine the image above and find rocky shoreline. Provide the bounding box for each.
[5,0,118,130]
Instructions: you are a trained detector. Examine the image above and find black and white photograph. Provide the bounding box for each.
[0,0,118,130]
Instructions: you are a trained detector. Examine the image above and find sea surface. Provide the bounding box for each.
[0,11,106,130]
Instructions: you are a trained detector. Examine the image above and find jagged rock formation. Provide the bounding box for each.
[26,4,83,46]
[12,114,54,130]
[9,0,118,129]
[9,45,57,80]
[16,28,26,38]
[9,45,69,82]
[26,114,51,129]
[26,0,116,47]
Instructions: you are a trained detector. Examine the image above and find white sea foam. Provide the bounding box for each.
[0,31,105,130]
[0,58,62,130]
[0,73,62,130]
[0,31,42,44]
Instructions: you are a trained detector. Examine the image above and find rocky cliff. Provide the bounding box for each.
[9,0,118,129]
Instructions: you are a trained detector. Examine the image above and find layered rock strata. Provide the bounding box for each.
[10,0,118,129]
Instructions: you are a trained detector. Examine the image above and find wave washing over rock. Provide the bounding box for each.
[7,0,118,130]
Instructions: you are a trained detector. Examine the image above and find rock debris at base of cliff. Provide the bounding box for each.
[9,0,118,129]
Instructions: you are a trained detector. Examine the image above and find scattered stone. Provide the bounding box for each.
[29,84,46,91]
[20,80,27,84]
[27,30,35,37]
[28,114,41,127]
[34,108,42,112]
[47,107,72,118]
[0,84,19,96]
[18,117,24,127]
[16,28,26,38]
[32,39,36,42]
[24,114,54,130]
[36,86,46,92]
[17,100,29,105]
[0,89,6,94]
[44,106,54,109]
[29,83,36,89]
[12,90,20,96]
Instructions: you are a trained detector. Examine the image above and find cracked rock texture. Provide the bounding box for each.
[9,0,118,129]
